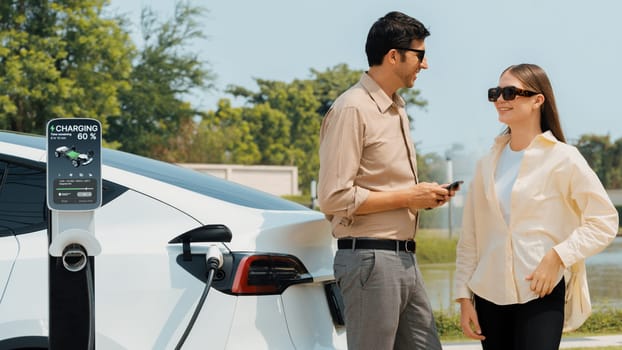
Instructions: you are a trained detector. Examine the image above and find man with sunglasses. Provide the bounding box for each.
[318,11,452,350]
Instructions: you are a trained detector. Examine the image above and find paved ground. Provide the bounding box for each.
[442,334,622,349]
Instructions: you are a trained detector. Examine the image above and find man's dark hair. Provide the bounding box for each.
[365,11,430,66]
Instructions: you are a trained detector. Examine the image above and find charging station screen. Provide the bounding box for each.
[47,118,102,211]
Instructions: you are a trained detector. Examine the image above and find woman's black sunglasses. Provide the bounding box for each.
[488,86,539,102]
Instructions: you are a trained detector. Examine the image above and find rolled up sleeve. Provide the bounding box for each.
[318,106,370,221]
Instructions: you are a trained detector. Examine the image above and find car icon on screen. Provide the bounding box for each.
[54,145,94,167]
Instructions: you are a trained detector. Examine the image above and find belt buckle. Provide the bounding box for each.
[404,240,413,253]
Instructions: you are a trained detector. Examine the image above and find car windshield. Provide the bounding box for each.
[0,131,308,211]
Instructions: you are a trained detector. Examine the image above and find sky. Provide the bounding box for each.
[106,0,622,158]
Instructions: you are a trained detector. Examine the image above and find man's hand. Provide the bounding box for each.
[355,182,451,215]
[525,249,563,297]
[406,182,449,212]
[458,298,485,340]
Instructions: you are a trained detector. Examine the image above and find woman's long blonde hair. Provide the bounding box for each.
[501,64,566,143]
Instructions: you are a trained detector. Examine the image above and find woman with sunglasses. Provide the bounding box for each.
[454,63,618,350]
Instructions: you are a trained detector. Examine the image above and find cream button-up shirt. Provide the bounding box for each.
[318,73,419,241]
[455,131,618,330]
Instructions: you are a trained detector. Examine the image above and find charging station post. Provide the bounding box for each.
[46,118,102,350]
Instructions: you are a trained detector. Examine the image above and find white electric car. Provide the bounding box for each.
[0,131,346,350]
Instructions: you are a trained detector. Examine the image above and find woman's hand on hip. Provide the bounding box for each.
[526,249,563,297]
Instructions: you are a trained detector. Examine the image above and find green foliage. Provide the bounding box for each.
[416,235,458,264]
[199,63,428,190]
[106,1,214,160]
[0,0,133,134]
[434,311,463,339]
[0,0,429,189]
[196,99,261,164]
[197,64,359,187]
[12,0,619,205]
[415,229,458,264]
[575,134,622,189]
[309,64,366,116]
[572,307,622,334]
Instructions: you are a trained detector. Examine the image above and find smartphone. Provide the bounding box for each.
[444,180,463,191]
[425,180,464,210]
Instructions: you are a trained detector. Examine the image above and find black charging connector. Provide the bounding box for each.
[174,245,223,350]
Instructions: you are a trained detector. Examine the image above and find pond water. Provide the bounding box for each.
[420,236,622,313]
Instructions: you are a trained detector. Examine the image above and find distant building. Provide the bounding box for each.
[179,163,299,197]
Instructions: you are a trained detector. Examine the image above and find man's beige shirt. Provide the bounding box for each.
[318,73,419,240]
[454,131,618,330]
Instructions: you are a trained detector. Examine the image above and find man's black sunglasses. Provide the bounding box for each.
[395,47,425,62]
[488,86,539,102]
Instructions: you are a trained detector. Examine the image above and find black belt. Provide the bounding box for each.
[337,238,416,253]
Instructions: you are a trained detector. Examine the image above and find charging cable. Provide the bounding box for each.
[175,245,223,350]
[86,254,95,350]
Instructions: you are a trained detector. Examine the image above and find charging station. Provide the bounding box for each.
[46,118,102,350]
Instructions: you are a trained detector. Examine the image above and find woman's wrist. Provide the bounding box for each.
[456,297,472,305]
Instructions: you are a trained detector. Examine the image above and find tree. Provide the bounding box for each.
[309,63,361,116]
[0,0,133,134]
[200,82,314,184]
[310,63,428,118]
[106,1,214,160]
[219,68,340,187]
[575,134,622,189]
[197,99,261,164]
[200,64,429,191]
